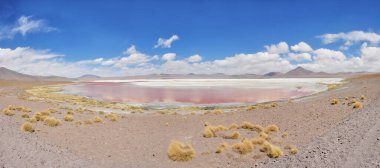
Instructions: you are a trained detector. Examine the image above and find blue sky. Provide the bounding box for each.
[0,0,380,77]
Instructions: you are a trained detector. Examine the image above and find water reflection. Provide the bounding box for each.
[64,82,313,104]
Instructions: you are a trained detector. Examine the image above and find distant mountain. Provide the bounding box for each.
[0,67,72,81]
[264,72,283,77]
[78,74,101,79]
[282,66,331,77]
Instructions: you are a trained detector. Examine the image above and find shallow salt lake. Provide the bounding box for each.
[62,78,342,105]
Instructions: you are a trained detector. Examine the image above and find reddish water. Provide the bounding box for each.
[64,82,312,104]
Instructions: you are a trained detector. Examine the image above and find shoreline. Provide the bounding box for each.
[0,74,379,167]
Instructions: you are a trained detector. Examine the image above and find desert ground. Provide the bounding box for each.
[0,75,379,168]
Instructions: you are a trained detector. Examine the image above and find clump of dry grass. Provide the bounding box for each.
[75,121,84,125]
[67,111,74,115]
[232,139,254,155]
[213,108,223,115]
[228,123,239,130]
[251,137,265,145]
[264,124,279,133]
[3,109,14,116]
[282,132,289,138]
[271,102,278,107]
[360,95,365,100]
[247,105,256,111]
[239,121,255,129]
[351,99,357,104]
[21,122,34,132]
[168,140,196,161]
[353,101,363,109]
[203,125,228,138]
[84,120,94,125]
[44,117,61,127]
[190,112,196,115]
[204,121,209,126]
[93,116,103,123]
[331,99,339,105]
[284,145,299,155]
[262,142,283,158]
[98,111,105,115]
[21,113,30,118]
[345,97,349,100]
[223,131,240,139]
[216,143,229,153]
[259,131,269,140]
[64,115,74,122]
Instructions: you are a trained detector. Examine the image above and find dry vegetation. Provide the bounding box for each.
[21,122,35,133]
[168,140,196,162]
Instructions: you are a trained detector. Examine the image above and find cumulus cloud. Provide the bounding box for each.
[154,35,179,48]
[162,53,176,61]
[319,31,380,50]
[290,42,313,52]
[265,42,289,54]
[1,30,380,77]
[0,15,56,40]
[288,53,312,61]
[186,54,202,62]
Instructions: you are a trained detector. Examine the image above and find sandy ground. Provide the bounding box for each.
[0,76,379,168]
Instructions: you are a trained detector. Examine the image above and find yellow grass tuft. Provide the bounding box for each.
[290,147,299,155]
[190,112,196,115]
[228,123,239,130]
[360,95,365,100]
[265,124,279,133]
[64,115,74,122]
[251,137,266,145]
[3,109,14,116]
[93,116,103,123]
[217,125,228,131]
[247,105,256,111]
[345,97,349,100]
[262,142,283,158]
[216,143,229,153]
[260,131,269,140]
[98,111,105,115]
[213,108,223,115]
[331,99,339,105]
[223,131,240,139]
[44,117,61,127]
[353,101,363,109]
[232,139,254,155]
[351,99,357,104]
[203,126,216,138]
[21,113,30,118]
[284,145,299,155]
[28,117,37,123]
[21,122,34,132]
[84,120,94,124]
[67,111,74,115]
[75,120,84,125]
[271,102,278,107]
[282,132,289,138]
[239,121,255,129]
[168,140,196,162]
[204,121,210,126]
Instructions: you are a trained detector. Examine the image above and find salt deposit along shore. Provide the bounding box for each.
[0,74,379,168]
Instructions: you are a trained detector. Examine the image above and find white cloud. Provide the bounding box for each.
[319,31,380,50]
[154,35,179,48]
[288,53,312,61]
[265,42,289,54]
[186,54,202,62]
[290,42,313,52]
[2,30,380,77]
[0,15,56,40]
[162,53,176,61]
